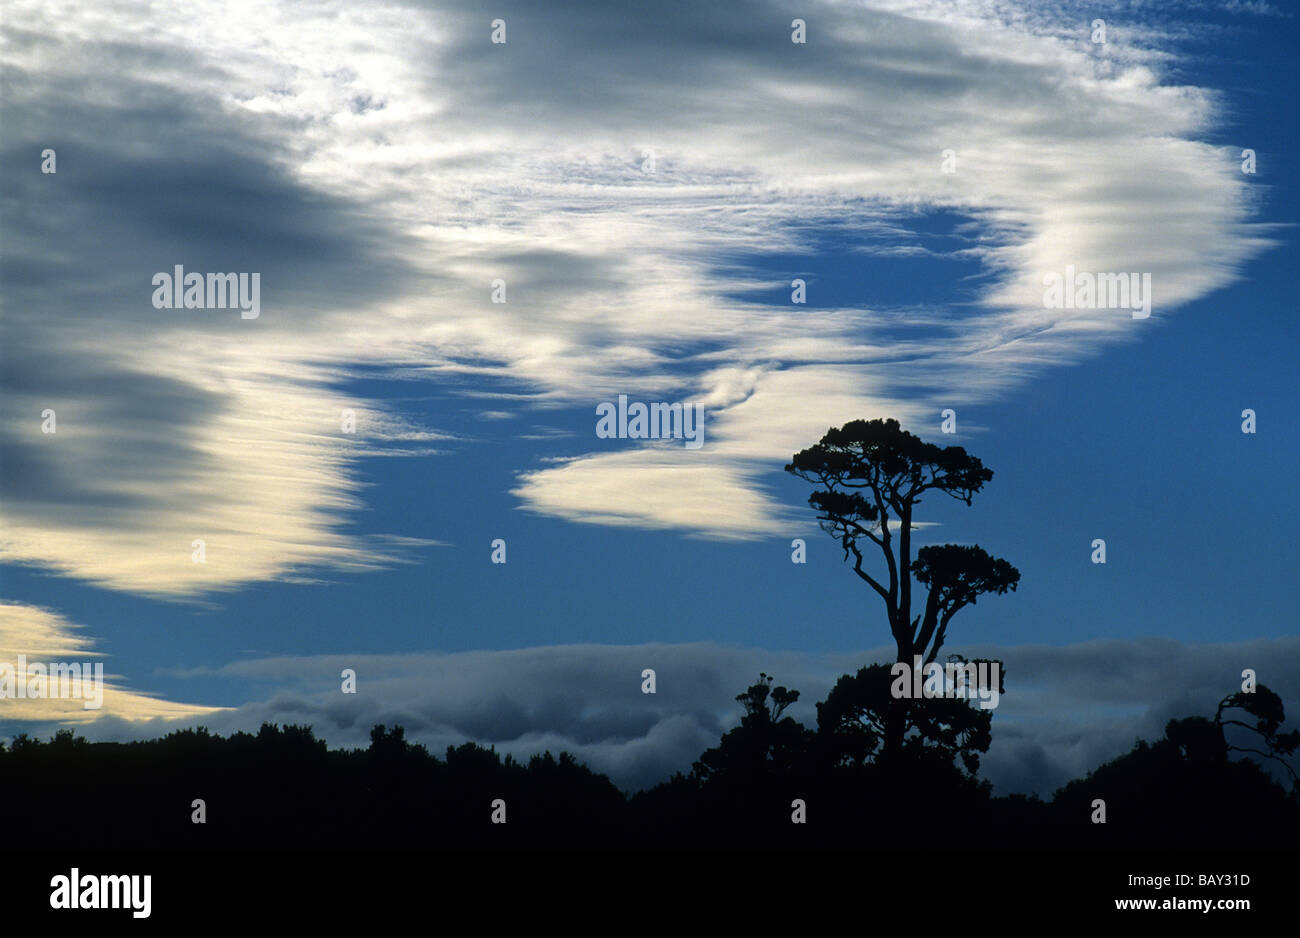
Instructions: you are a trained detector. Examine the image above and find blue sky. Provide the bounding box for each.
[1,0,1295,795]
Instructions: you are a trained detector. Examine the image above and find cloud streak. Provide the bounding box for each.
[0,0,1274,598]
[0,601,221,722]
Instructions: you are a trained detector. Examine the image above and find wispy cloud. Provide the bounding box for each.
[0,0,1273,595]
[0,601,222,721]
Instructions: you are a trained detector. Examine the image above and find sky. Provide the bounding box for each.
[0,0,1296,797]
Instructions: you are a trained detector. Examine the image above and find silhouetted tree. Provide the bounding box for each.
[1053,682,1300,847]
[1215,685,1299,792]
[816,661,996,776]
[786,418,1019,758]
[693,673,812,786]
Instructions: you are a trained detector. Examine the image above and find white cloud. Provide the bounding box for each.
[0,601,223,722]
[0,0,1273,593]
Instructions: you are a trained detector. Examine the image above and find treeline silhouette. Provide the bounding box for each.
[4,422,1293,849]
[1,674,1295,849]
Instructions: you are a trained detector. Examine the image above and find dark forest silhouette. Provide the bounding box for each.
[0,679,1295,848]
[1,419,1294,848]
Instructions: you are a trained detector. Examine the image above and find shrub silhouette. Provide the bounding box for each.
[815,662,995,777]
[1051,682,1299,847]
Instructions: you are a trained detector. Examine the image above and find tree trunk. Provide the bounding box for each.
[883,697,906,763]
[882,642,911,761]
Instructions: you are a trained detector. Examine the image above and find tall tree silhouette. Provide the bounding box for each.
[786,418,1019,758]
